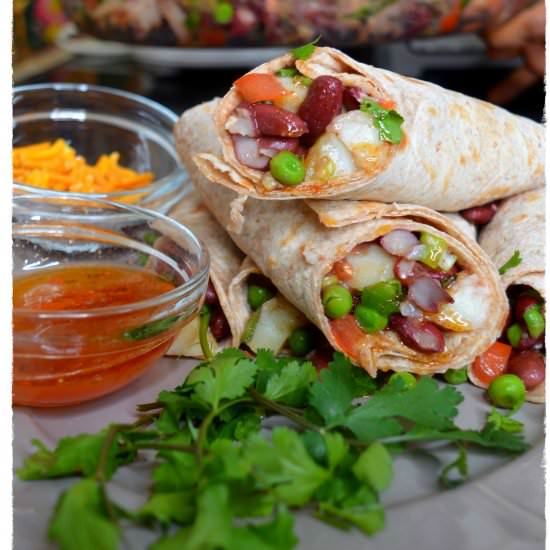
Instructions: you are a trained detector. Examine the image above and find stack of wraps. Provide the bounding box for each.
[174,100,509,377]
[171,46,544,400]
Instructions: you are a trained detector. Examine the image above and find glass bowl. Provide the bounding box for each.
[12,194,209,407]
[13,83,189,214]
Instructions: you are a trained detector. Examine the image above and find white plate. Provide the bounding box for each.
[59,36,288,69]
[13,357,544,550]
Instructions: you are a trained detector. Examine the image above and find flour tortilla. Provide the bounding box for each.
[195,46,544,210]
[165,189,245,357]
[175,100,508,376]
[468,189,545,403]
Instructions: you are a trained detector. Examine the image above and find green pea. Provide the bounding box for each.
[488,374,526,410]
[506,323,522,348]
[361,279,403,317]
[269,151,306,186]
[523,304,545,339]
[322,284,353,319]
[248,285,275,310]
[388,372,417,390]
[354,305,388,333]
[288,327,315,356]
[276,67,298,77]
[443,367,467,385]
[143,231,159,245]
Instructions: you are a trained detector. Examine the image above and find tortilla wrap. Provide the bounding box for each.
[175,100,508,377]
[166,190,245,357]
[195,46,544,210]
[468,189,545,403]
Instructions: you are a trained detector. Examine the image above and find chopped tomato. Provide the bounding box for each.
[234,73,287,103]
[330,314,365,361]
[332,259,353,282]
[379,99,396,110]
[472,342,512,385]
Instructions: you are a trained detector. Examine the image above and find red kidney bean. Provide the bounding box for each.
[205,280,219,307]
[310,346,333,372]
[389,314,445,353]
[507,350,545,390]
[209,308,231,341]
[258,137,299,157]
[516,328,544,351]
[298,76,344,146]
[250,103,308,138]
[342,86,366,111]
[460,202,498,225]
[515,295,541,322]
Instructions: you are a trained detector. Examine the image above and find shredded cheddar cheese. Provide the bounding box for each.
[13,139,154,194]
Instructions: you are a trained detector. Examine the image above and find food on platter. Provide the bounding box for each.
[193,46,544,210]
[469,189,545,403]
[12,263,185,406]
[13,139,154,194]
[61,0,533,48]
[175,100,509,378]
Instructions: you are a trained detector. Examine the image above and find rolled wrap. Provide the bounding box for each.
[195,46,544,210]
[166,189,245,357]
[469,189,545,403]
[175,100,508,376]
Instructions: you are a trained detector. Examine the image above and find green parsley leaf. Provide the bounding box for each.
[151,484,231,550]
[486,408,524,433]
[352,442,393,492]
[49,479,119,550]
[318,485,385,535]
[309,353,357,426]
[152,435,198,492]
[17,431,133,481]
[135,491,194,526]
[360,99,404,144]
[345,378,463,442]
[291,36,320,60]
[228,507,298,550]
[186,349,257,409]
[263,360,317,406]
[499,250,522,275]
[245,427,330,506]
[439,444,468,488]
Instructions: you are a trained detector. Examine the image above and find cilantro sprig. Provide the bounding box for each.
[498,250,522,275]
[18,349,529,550]
[291,36,320,60]
[360,99,404,144]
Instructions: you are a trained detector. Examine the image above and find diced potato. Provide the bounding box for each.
[166,316,218,358]
[304,134,357,182]
[327,110,382,146]
[326,111,383,171]
[273,76,309,113]
[246,294,307,354]
[439,273,490,330]
[346,244,396,290]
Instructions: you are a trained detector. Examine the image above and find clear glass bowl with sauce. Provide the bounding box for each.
[13,194,209,407]
[13,83,189,214]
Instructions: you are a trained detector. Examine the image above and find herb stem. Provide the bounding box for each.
[199,305,213,360]
[136,401,165,412]
[248,387,318,431]
[135,442,196,453]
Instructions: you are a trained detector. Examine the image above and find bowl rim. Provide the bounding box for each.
[13,193,210,319]
[12,83,188,200]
